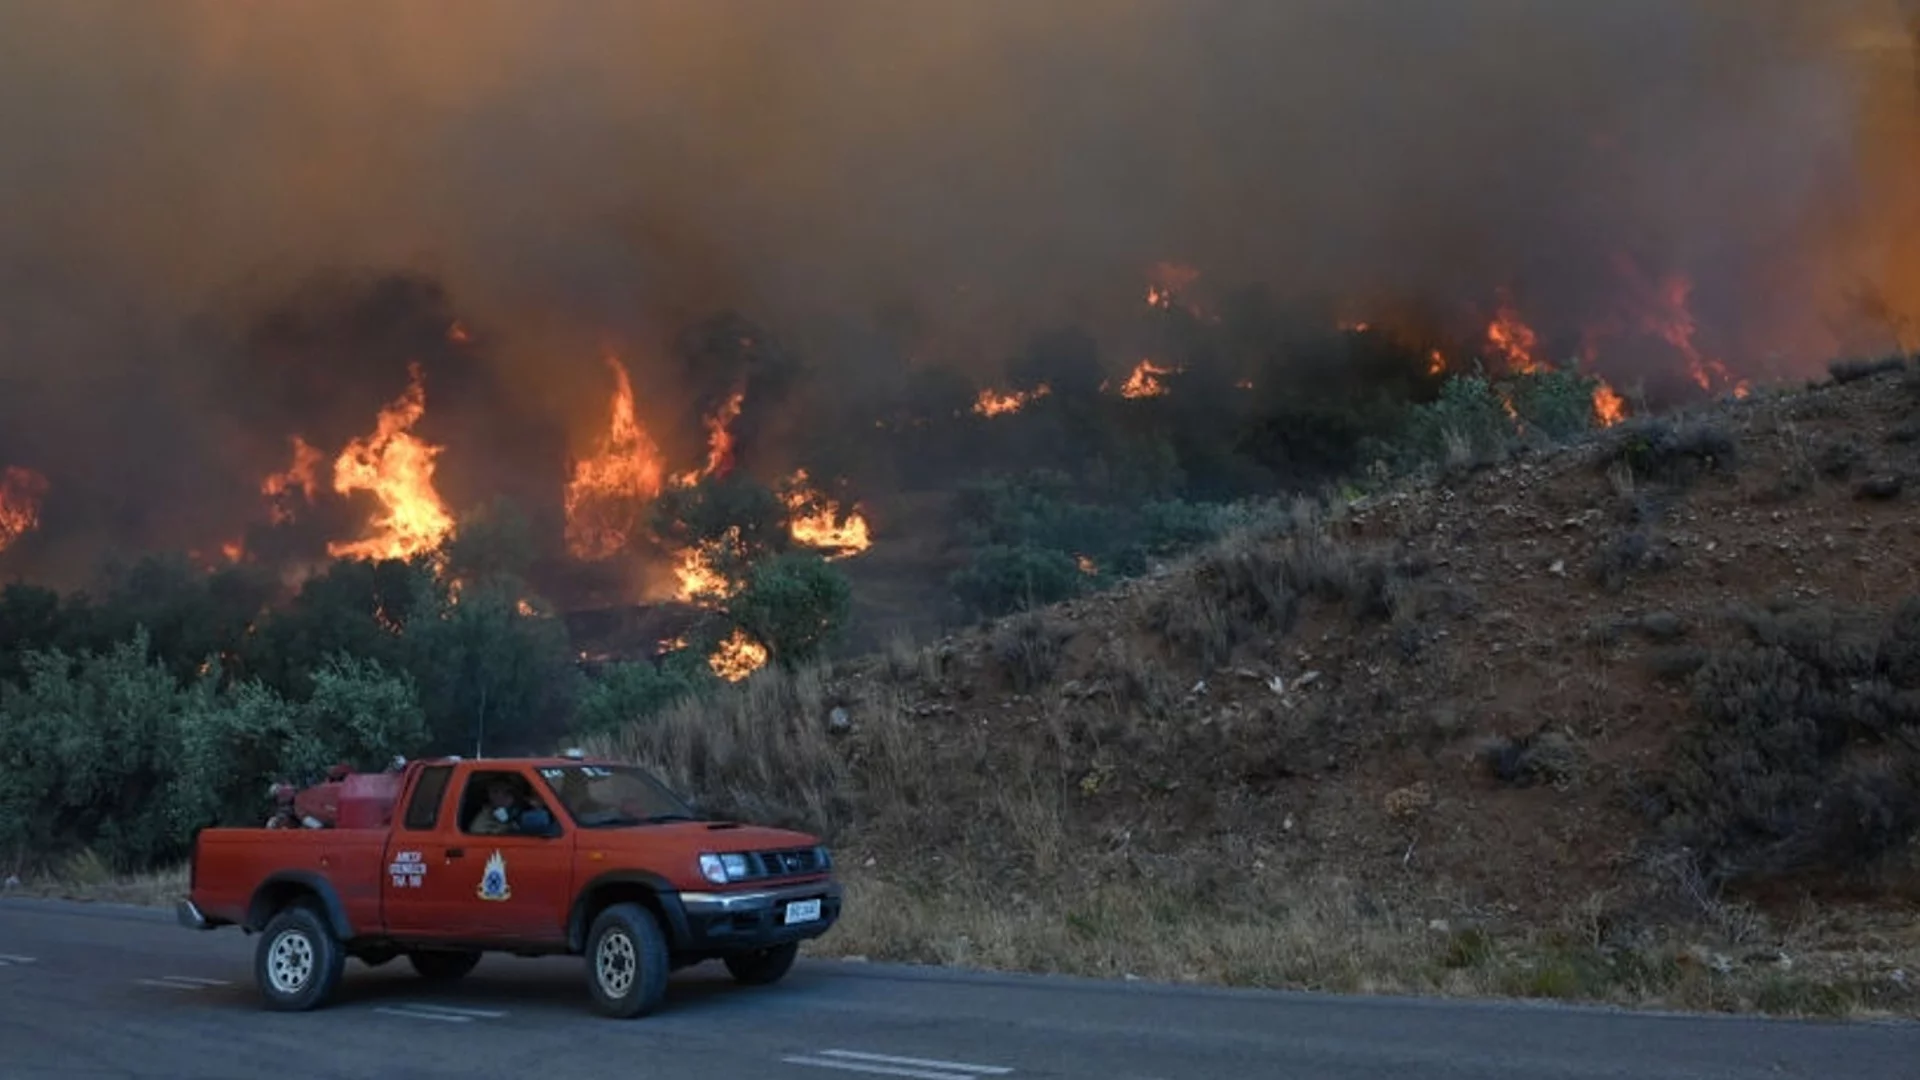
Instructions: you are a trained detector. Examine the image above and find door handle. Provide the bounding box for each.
[446,848,465,859]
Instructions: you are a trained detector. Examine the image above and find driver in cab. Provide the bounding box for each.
[468,776,547,836]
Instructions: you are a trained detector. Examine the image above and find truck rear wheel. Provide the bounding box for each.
[254,903,344,1012]
[584,902,669,1018]
[408,949,482,982]
[723,942,799,986]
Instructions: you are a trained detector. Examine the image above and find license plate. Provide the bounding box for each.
[783,898,822,925]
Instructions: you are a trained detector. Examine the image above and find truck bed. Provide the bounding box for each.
[192,827,390,933]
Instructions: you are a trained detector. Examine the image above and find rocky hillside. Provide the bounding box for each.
[592,359,1920,1017]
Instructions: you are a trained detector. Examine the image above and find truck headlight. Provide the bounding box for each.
[815,845,832,870]
[698,852,750,884]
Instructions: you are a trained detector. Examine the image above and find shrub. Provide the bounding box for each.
[1602,417,1737,487]
[992,612,1068,693]
[573,653,716,736]
[1395,374,1516,466]
[1656,599,1920,890]
[0,630,428,871]
[1827,355,1908,385]
[1509,369,1605,440]
[728,552,853,667]
[950,544,1086,619]
[1477,730,1584,788]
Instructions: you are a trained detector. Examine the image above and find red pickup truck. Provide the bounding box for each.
[176,752,842,1018]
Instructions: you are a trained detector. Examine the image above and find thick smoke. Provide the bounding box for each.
[0,0,1913,586]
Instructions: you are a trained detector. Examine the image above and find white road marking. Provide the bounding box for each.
[0,954,36,966]
[136,975,232,990]
[372,1003,508,1023]
[782,1049,1014,1080]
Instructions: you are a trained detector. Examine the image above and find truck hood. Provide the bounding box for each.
[575,819,822,855]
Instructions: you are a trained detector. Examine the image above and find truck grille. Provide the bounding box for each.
[748,847,823,878]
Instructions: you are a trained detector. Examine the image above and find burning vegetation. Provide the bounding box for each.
[0,466,49,554]
[314,363,456,563]
[564,356,669,561]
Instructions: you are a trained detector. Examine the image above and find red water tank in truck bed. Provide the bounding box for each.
[286,764,405,828]
[335,770,403,829]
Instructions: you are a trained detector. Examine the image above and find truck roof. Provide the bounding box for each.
[408,751,614,768]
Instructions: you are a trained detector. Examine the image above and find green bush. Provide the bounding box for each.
[0,629,427,871]
[949,544,1087,619]
[727,552,853,666]
[573,652,716,736]
[1509,369,1604,440]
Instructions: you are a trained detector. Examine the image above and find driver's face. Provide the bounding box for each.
[488,783,515,807]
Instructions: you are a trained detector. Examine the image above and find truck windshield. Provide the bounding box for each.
[533,764,698,829]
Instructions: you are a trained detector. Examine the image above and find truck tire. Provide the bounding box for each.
[723,942,799,986]
[254,903,345,1012]
[584,902,670,1018]
[408,949,482,982]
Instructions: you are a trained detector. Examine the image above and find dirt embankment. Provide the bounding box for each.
[592,362,1920,1017]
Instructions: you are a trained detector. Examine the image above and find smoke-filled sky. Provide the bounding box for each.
[1,0,1916,584]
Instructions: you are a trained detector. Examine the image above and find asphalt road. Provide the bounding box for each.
[1,898,1914,1080]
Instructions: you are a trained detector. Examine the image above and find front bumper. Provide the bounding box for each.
[176,899,214,931]
[674,879,842,955]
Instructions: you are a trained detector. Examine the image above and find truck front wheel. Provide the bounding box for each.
[584,902,669,1018]
[254,904,345,1012]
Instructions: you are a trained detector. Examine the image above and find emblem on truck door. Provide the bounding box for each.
[477,850,512,901]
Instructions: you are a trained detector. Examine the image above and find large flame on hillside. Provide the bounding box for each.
[708,627,769,681]
[262,436,323,526]
[674,533,735,604]
[1117,359,1180,399]
[973,385,1049,417]
[1487,290,1543,374]
[1592,380,1628,426]
[0,466,50,554]
[783,469,872,559]
[326,363,455,562]
[1627,265,1749,398]
[673,388,745,487]
[565,355,668,560]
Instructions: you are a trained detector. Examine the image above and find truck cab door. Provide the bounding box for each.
[440,766,576,945]
[382,763,469,939]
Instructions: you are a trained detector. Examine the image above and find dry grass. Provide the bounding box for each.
[566,620,1920,1020]
[8,849,187,907]
[807,861,1917,1019]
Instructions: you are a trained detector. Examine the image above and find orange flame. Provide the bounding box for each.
[326,362,454,562]
[672,526,740,605]
[1075,553,1098,576]
[973,384,1049,417]
[565,355,668,560]
[1118,359,1180,399]
[783,470,872,559]
[708,627,769,681]
[1640,273,1745,395]
[262,435,323,525]
[673,388,745,488]
[1487,289,1542,374]
[1145,261,1201,312]
[1592,380,1628,427]
[447,321,470,344]
[1427,350,1448,376]
[0,466,50,553]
